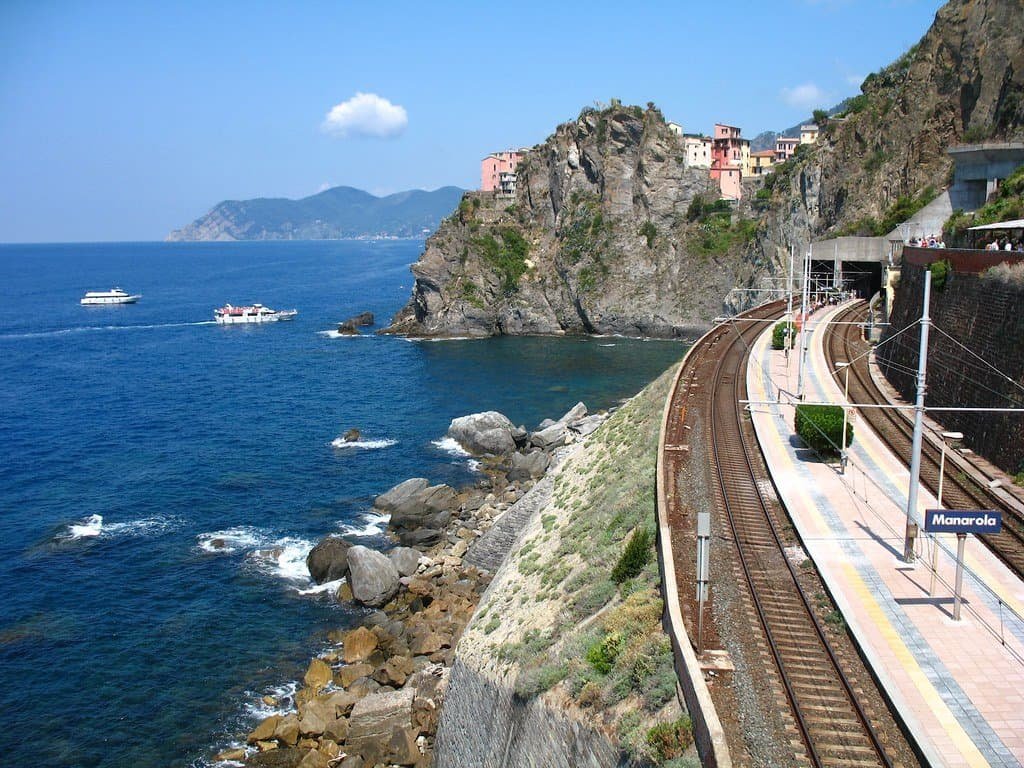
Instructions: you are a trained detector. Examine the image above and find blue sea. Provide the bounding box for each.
[0,240,688,767]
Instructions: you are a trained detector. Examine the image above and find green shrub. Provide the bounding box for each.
[611,527,653,583]
[771,321,795,350]
[515,662,568,697]
[795,404,853,456]
[929,259,952,290]
[639,221,657,248]
[646,717,694,762]
[585,632,623,674]
[473,226,530,294]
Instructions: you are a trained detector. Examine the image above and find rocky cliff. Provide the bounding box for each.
[387,106,766,338]
[753,0,1024,270]
[167,185,465,241]
[389,0,1023,338]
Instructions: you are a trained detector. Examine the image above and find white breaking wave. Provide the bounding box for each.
[62,513,179,541]
[467,459,482,473]
[196,527,268,554]
[599,343,617,347]
[67,514,103,539]
[432,437,470,457]
[338,510,390,538]
[0,320,216,341]
[330,437,397,450]
[197,529,326,595]
[317,330,373,339]
[296,577,346,596]
[243,680,298,721]
[248,537,315,583]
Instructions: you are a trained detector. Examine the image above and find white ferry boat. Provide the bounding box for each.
[214,303,298,324]
[80,288,141,305]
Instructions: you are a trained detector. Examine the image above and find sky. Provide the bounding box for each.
[0,0,946,243]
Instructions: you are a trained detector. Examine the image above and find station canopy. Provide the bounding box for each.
[968,219,1024,231]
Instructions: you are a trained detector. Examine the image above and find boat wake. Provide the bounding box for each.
[0,321,216,341]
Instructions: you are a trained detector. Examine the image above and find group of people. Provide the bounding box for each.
[983,237,1024,251]
[907,234,947,248]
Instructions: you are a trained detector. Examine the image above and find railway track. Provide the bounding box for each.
[825,302,1024,579]
[663,301,905,768]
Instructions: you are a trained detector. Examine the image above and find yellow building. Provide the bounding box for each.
[800,124,819,144]
[749,150,775,175]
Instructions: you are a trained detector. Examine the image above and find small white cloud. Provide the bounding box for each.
[780,82,827,109]
[321,92,408,139]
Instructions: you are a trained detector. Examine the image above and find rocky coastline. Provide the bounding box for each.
[212,402,606,768]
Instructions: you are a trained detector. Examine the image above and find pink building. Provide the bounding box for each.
[710,123,749,199]
[481,150,522,193]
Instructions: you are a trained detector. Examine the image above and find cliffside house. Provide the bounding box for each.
[667,121,684,135]
[481,150,523,195]
[776,136,799,162]
[711,123,750,198]
[750,150,776,175]
[800,124,820,144]
[682,134,712,168]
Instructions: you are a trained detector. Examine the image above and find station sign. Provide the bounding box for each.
[924,509,1002,534]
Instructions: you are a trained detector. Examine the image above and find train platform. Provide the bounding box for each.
[745,301,1024,767]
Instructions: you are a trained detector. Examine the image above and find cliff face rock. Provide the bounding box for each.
[167,186,466,241]
[756,0,1024,264]
[388,106,764,338]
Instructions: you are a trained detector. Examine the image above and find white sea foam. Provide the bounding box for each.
[467,459,482,473]
[432,437,470,457]
[0,320,216,341]
[67,514,103,539]
[196,527,268,554]
[243,680,297,721]
[248,537,315,583]
[317,330,372,339]
[296,577,346,596]
[338,510,391,538]
[62,513,179,541]
[330,437,397,450]
[599,343,617,347]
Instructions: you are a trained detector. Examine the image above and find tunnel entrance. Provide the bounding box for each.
[809,260,883,300]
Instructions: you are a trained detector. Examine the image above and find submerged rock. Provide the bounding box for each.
[341,428,361,443]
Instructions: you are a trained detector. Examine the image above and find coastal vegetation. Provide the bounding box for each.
[771,321,796,350]
[472,226,530,294]
[470,365,695,765]
[684,195,759,257]
[835,186,938,237]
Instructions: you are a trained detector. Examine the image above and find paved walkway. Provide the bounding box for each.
[746,302,1024,768]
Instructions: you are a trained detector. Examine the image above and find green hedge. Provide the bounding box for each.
[771,321,796,350]
[795,404,853,455]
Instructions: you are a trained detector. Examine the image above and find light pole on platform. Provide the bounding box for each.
[929,430,964,596]
[836,361,851,473]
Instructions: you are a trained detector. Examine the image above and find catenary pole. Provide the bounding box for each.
[797,245,811,400]
[903,268,932,562]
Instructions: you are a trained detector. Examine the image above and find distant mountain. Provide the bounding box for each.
[166,185,466,241]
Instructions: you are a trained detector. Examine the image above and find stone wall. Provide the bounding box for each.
[877,256,1024,474]
[434,659,628,768]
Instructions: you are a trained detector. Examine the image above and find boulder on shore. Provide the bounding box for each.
[388,546,421,577]
[447,411,517,455]
[507,450,550,482]
[374,478,431,513]
[306,536,353,584]
[347,545,400,607]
